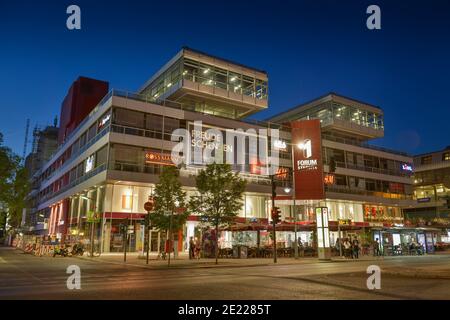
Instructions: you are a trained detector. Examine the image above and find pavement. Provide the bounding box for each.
[1,246,450,299]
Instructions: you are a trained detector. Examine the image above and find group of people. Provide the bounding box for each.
[336,237,361,259]
[188,237,202,260]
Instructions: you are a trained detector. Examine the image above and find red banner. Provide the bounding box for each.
[291,120,325,200]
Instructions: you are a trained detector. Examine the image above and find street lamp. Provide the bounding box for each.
[81,195,97,258]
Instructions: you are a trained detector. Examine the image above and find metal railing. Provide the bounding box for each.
[324,185,413,200]
[327,160,412,177]
[322,133,410,157]
[38,163,107,205]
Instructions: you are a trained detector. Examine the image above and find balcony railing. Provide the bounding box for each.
[38,163,107,205]
[322,134,409,157]
[327,160,412,178]
[325,185,413,200]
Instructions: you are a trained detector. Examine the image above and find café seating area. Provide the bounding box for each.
[383,244,425,256]
[219,246,317,258]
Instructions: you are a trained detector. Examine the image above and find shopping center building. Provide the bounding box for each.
[266,93,433,253]
[25,47,432,255]
[403,147,450,246]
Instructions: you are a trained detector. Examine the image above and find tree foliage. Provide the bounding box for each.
[0,132,30,232]
[150,166,189,235]
[189,163,246,263]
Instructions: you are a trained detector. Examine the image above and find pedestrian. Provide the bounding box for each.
[343,239,351,258]
[373,238,380,257]
[352,237,360,259]
[298,240,304,257]
[189,237,195,260]
[194,237,201,260]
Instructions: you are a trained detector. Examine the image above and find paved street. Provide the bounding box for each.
[1,246,450,300]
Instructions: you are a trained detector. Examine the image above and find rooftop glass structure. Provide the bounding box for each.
[139,47,268,119]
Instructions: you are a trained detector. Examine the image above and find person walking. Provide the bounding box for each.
[352,237,360,259]
[194,237,201,260]
[343,239,351,258]
[189,237,195,260]
[373,238,380,257]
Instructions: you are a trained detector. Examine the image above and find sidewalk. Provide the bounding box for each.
[77,252,390,270]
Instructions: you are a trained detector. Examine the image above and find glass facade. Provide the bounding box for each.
[295,102,384,131]
[141,58,268,102]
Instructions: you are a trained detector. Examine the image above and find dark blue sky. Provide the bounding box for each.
[1,0,449,156]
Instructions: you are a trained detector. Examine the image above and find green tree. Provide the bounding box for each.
[4,166,30,229]
[189,163,246,264]
[151,166,188,264]
[0,132,27,234]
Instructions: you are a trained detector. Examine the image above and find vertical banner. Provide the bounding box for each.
[291,120,325,200]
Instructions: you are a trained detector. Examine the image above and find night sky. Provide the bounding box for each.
[1,0,449,156]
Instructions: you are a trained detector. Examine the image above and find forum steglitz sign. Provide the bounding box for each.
[169,121,283,175]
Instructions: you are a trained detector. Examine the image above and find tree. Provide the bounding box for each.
[151,166,188,265]
[0,132,27,235]
[4,166,30,229]
[189,163,246,264]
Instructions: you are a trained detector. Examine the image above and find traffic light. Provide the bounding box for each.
[271,207,282,224]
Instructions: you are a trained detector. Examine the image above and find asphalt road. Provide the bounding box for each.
[1,246,449,300]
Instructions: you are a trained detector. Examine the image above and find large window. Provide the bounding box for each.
[421,155,432,165]
[114,108,145,128]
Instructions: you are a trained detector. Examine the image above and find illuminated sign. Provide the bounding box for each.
[338,219,352,226]
[324,174,335,185]
[401,164,413,172]
[98,114,111,129]
[291,120,324,200]
[276,167,289,180]
[273,139,287,151]
[85,155,95,173]
[297,139,318,170]
[191,129,233,152]
[145,151,177,166]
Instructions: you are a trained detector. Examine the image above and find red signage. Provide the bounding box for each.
[145,151,177,166]
[291,120,325,200]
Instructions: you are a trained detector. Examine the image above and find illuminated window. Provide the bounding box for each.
[421,155,432,165]
[121,195,133,210]
[443,152,450,161]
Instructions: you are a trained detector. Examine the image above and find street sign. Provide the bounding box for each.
[144,200,154,212]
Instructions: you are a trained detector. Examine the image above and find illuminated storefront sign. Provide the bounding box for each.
[291,120,325,200]
[190,128,233,152]
[401,163,413,172]
[145,151,177,166]
[273,139,287,151]
[324,174,335,185]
